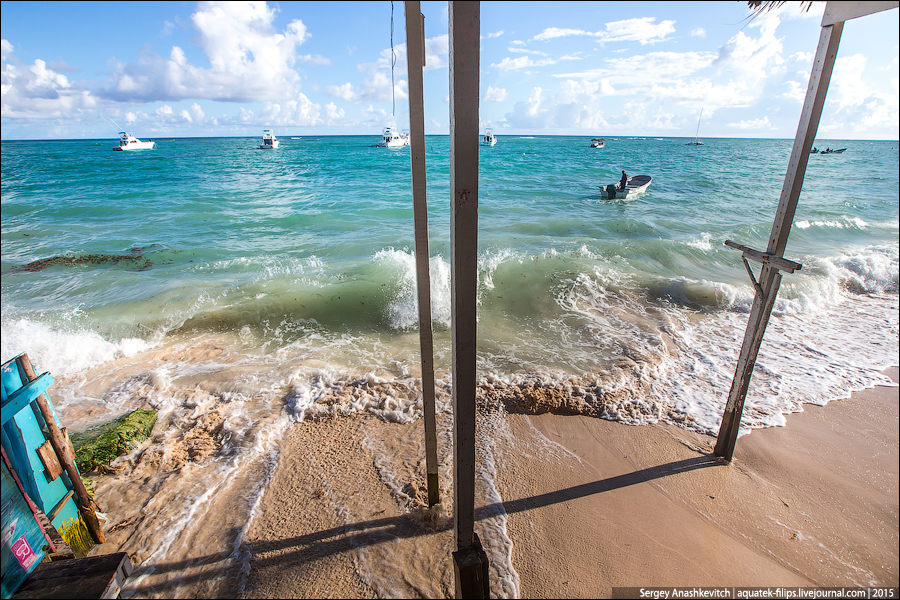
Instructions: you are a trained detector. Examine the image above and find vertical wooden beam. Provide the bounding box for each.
[404,0,439,508]
[714,20,844,461]
[449,1,490,598]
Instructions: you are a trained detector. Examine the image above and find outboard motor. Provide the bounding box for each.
[606,184,617,199]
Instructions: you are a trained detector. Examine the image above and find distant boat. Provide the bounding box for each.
[376,126,409,148]
[259,129,279,149]
[686,109,704,146]
[113,132,155,151]
[480,128,497,146]
[600,175,652,199]
[590,138,606,148]
[811,147,846,154]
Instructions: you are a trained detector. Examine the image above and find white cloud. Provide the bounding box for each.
[325,82,358,102]
[487,30,504,39]
[779,79,807,102]
[324,102,345,123]
[484,86,508,102]
[491,56,558,71]
[532,18,675,45]
[727,116,775,129]
[1,39,14,62]
[508,47,549,56]
[1,52,97,119]
[533,27,593,41]
[711,13,785,88]
[260,94,320,125]
[602,17,676,45]
[297,54,333,66]
[830,54,869,109]
[559,50,716,83]
[817,54,900,137]
[502,82,619,131]
[691,27,706,38]
[100,1,312,103]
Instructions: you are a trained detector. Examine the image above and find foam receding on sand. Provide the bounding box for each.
[235,368,898,598]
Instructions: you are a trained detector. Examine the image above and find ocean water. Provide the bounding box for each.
[2,135,898,596]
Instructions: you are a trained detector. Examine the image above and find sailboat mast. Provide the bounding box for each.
[694,108,703,141]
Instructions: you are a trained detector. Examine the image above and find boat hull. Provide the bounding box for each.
[599,176,652,199]
[376,140,408,148]
[114,142,155,151]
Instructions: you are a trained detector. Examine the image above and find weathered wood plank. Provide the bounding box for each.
[13,552,133,600]
[36,441,63,481]
[405,0,440,508]
[724,240,802,273]
[450,0,480,554]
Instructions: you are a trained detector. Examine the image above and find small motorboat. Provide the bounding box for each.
[376,126,409,148]
[480,128,497,146]
[259,129,279,149]
[113,132,155,151]
[590,138,606,148]
[600,175,652,199]
[812,147,846,154]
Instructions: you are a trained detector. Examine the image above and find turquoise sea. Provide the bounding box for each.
[2,134,898,595]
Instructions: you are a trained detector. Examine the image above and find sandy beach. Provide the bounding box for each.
[240,367,899,598]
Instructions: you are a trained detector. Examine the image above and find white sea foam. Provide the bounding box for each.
[0,316,152,378]
[373,247,452,331]
[795,217,868,230]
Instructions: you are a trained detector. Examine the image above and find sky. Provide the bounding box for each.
[1,1,898,140]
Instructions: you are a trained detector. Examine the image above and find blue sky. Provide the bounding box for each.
[1,1,898,140]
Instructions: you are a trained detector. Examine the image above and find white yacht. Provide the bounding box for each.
[376,126,409,148]
[480,128,497,146]
[260,129,279,149]
[114,132,155,151]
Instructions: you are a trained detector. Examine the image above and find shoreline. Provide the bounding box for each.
[240,367,899,598]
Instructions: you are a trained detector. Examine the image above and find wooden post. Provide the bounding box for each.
[18,354,105,544]
[714,19,843,461]
[449,1,490,598]
[404,0,439,508]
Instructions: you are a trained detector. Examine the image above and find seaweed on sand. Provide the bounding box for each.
[70,409,158,474]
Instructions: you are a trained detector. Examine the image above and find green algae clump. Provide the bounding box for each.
[71,409,157,474]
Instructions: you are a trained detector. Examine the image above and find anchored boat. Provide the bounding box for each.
[480,128,497,146]
[376,126,409,148]
[259,129,279,149]
[686,109,704,146]
[590,138,606,148]
[113,132,154,151]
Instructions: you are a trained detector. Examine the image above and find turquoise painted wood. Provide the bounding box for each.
[0,355,82,540]
[1,460,48,599]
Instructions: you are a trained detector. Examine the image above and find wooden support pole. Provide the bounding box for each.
[18,354,105,543]
[714,20,843,461]
[404,0,439,508]
[449,1,490,598]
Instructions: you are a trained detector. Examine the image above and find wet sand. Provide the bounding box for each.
[241,367,899,598]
